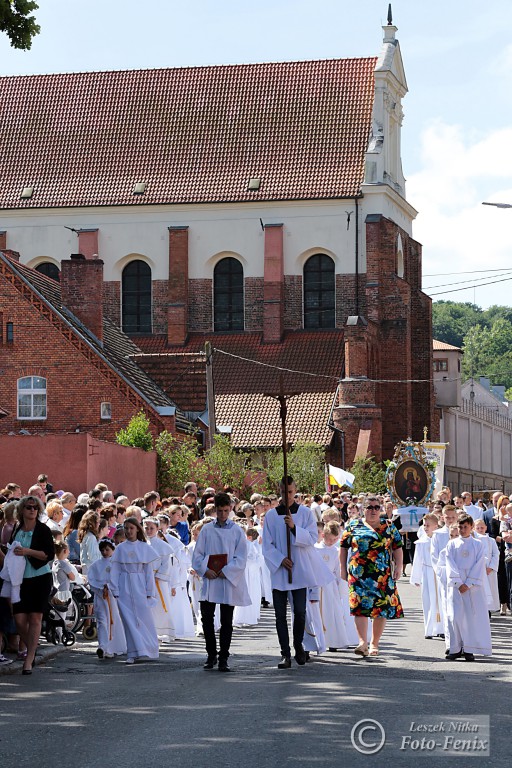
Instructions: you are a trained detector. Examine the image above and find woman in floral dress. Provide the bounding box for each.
[340,496,403,657]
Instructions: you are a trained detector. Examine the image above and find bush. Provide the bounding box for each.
[350,454,386,494]
[115,411,153,452]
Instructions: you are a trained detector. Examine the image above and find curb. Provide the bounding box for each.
[0,643,67,676]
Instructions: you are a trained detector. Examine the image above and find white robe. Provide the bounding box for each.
[169,545,195,639]
[187,541,220,634]
[410,538,444,637]
[434,548,450,650]
[234,540,262,626]
[302,586,326,655]
[192,520,250,606]
[87,557,127,656]
[445,536,492,656]
[255,531,273,605]
[109,540,160,660]
[315,542,349,649]
[262,505,333,591]
[430,526,450,570]
[475,532,500,612]
[147,536,175,641]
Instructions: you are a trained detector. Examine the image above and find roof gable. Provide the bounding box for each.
[0,57,376,209]
[0,252,182,418]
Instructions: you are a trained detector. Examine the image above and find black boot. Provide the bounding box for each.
[203,656,217,670]
[278,656,292,669]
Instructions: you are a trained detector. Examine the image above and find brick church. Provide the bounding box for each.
[0,18,435,467]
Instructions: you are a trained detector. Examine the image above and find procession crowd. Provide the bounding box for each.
[0,475,505,673]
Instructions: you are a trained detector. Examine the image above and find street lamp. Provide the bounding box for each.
[482,202,512,208]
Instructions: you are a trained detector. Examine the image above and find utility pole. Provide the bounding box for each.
[205,341,216,449]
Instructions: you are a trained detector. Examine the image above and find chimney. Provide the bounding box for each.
[61,254,104,343]
[263,223,284,343]
[167,226,189,346]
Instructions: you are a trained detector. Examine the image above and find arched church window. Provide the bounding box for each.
[214,257,244,332]
[35,262,60,282]
[303,254,335,329]
[122,260,152,333]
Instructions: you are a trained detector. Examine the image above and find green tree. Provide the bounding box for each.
[462,318,512,391]
[116,410,154,452]
[155,431,202,497]
[432,301,484,348]
[0,0,40,49]
[203,435,248,495]
[261,441,327,495]
[350,454,386,495]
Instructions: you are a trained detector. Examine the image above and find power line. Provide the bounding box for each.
[424,268,512,277]
[424,270,512,290]
[428,274,512,296]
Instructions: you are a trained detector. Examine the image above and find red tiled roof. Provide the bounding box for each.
[216,392,335,448]
[433,339,461,352]
[0,58,376,208]
[132,330,344,446]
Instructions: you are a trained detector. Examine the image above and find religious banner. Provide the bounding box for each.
[385,439,436,508]
[423,442,448,499]
[396,506,428,533]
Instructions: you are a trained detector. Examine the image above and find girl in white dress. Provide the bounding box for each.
[234,528,263,627]
[87,539,127,658]
[315,521,349,650]
[109,517,160,664]
[474,518,500,613]
[169,535,195,639]
[143,518,176,643]
[410,513,445,638]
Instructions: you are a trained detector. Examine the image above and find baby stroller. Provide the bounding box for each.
[42,589,76,647]
[66,581,97,640]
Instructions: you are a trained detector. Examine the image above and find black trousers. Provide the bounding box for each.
[200,601,234,661]
[272,587,307,658]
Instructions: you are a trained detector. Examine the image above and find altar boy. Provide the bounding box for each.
[262,476,332,669]
[445,514,492,661]
[192,492,249,671]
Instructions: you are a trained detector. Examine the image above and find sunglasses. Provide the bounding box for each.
[24,504,39,510]
[366,505,381,511]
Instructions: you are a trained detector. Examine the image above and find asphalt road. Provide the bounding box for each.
[1,579,510,767]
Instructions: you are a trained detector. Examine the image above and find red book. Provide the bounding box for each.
[208,553,228,573]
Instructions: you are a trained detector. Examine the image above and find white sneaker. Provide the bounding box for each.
[0,655,13,666]
[125,657,135,665]
[104,653,114,658]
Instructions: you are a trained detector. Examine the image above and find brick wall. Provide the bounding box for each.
[152,280,168,335]
[189,278,212,332]
[336,274,367,327]
[245,277,264,331]
[284,275,302,330]
[332,215,434,466]
[0,262,166,441]
[103,281,120,326]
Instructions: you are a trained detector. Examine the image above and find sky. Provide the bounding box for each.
[1,0,512,309]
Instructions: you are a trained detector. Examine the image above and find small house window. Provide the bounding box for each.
[17,376,47,419]
[433,359,448,372]
[6,322,13,343]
